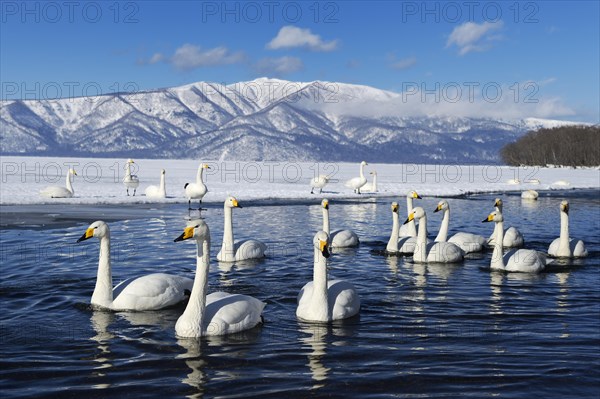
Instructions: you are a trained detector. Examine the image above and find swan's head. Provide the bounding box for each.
[161,169,166,175]
[225,196,241,209]
[321,199,329,209]
[494,198,503,208]
[313,231,330,259]
[408,190,422,199]
[482,210,503,223]
[360,161,368,166]
[174,219,209,242]
[201,163,211,169]
[370,171,377,175]
[69,169,78,176]
[560,200,569,214]
[127,159,135,164]
[391,202,399,213]
[434,200,449,213]
[404,207,425,224]
[77,220,109,242]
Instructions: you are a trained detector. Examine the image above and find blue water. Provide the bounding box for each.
[1,191,599,398]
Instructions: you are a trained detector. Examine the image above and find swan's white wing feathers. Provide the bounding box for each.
[425,242,464,263]
[234,239,267,260]
[111,273,194,311]
[504,249,545,273]
[40,186,73,198]
[331,230,359,248]
[328,280,360,321]
[448,232,487,253]
[204,292,265,336]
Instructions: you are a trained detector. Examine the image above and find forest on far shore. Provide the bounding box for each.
[500,125,600,167]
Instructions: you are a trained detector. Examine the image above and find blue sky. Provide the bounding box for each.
[1,1,598,122]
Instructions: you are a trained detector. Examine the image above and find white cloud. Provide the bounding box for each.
[254,56,303,75]
[170,44,245,70]
[148,53,164,64]
[267,26,338,52]
[446,21,504,55]
[391,56,417,70]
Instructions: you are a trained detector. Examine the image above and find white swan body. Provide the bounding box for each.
[145,169,166,198]
[310,175,329,194]
[297,231,360,322]
[123,159,140,196]
[40,168,77,198]
[77,221,193,311]
[185,163,210,209]
[487,198,524,248]
[174,219,265,337]
[217,196,267,262]
[434,200,487,253]
[521,190,539,200]
[399,190,422,237]
[506,179,521,185]
[548,200,588,258]
[386,202,424,254]
[345,161,368,194]
[321,199,359,248]
[483,211,546,273]
[405,207,464,263]
[361,171,378,193]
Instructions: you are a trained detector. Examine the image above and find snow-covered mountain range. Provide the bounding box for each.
[0,78,584,163]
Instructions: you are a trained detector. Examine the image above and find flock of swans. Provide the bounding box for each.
[76,184,587,338]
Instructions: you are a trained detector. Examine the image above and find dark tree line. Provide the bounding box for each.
[500,125,600,167]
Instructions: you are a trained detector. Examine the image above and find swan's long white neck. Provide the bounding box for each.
[322,207,330,236]
[386,211,399,252]
[359,163,365,180]
[180,236,211,336]
[196,166,204,184]
[65,171,74,194]
[406,196,417,236]
[558,211,571,257]
[435,208,450,242]
[414,215,428,263]
[311,244,329,321]
[125,163,132,178]
[159,173,166,195]
[91,234,113,308]
[220,206,235,262]
[372,174,377,191]
[491,220,505,270]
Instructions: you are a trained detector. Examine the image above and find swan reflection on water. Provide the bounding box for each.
[89,310,115,389]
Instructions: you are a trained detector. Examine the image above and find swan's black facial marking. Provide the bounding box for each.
[184,183,189,189]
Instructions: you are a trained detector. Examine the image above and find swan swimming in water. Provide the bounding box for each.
[404,207,464,263]
[483,210,547,273]
[40,168,77,198]
[548,200,588,258]
[310,175,330,194]
[296,231,360,322]
[174,219,265,337]
[321,199,359,248]
[345,161,368,194]
[399,190,422,237]
[433,200,487,253]
[145,169,166,198]
[386,202,421,255]
[216,196,267,262]
[185,163,210,210]
[123,159,140,196]
[77,221,193,311]
[487,198,524,248]
[521,190,539,200]
[361,171,378,193]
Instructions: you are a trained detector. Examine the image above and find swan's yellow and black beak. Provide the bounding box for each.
[232,198,242,208]
[494,199,501,207]
[403,213,414,225]
[392,204,398,213]
[413,192,422,199]
[319,240,330,258]
[434,204,442,213]
[561,203,569,214]
[77,228,94,242]
[174,227,195,242]
[482,213,494,223]
[323,200,329,210]
[203,164,211,169]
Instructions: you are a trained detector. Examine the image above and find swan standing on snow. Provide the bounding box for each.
[145,169,166,198]
[521,190,539,200]
[77,221,193,311]
[548,200,588,258]
[345,161,368,194]
[483,210,546,273]
[123,159,140,196]
[362,171,378,193]
[297,231,360,322]
[321,199,359,248]
[386,202,421,255]
[310,175,330,194]
[217,196,267,262]
[174,219,265,337]
[185,163,210,210]
[404,207,464,263]
[487,198,524,248]
[399,190,422,237]
[40,168,77,198]
[433,200,487,253]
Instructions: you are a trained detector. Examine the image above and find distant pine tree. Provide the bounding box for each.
[500,125,600,166]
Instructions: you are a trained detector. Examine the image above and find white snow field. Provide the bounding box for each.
[1,156,598,205]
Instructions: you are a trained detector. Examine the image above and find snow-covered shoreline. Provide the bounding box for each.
[1,156,598,206]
